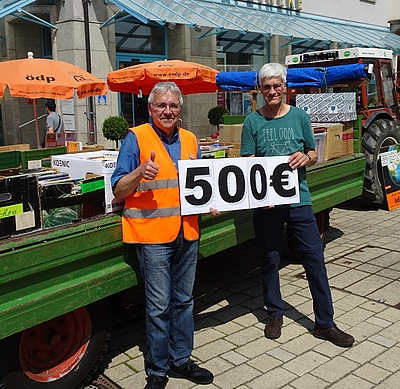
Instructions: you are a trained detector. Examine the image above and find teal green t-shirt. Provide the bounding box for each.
[240,106,315,207]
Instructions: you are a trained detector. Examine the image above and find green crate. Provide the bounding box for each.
[0,150,21,169]
[222,115,246,125]
[20,146,67,169]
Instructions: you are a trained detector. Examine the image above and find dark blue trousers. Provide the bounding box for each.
[253,205,335,328]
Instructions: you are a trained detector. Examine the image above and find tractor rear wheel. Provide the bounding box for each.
[362,118,400,206]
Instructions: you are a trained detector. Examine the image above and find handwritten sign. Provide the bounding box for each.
[0,203,23,219]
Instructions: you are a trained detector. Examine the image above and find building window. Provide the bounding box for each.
[115,19,165,55]
[217,31,266,68]
[41,27,52,58]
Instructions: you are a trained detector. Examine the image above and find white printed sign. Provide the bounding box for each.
[178,156,299,215]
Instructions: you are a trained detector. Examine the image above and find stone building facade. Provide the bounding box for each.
[0,0,399,147]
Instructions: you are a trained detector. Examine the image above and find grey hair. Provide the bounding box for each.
[148,82,183,106]
[258,63,287,85]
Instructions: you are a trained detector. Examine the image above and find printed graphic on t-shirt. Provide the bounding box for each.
[261,126,296,156]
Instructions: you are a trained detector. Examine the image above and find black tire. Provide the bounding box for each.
[361,118,400,206]
[0,301,110,389]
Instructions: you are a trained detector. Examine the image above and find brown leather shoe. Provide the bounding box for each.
[313,325,355,347]
[264,316,283,339]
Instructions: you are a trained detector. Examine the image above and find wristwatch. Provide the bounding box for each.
[305,153,311,162]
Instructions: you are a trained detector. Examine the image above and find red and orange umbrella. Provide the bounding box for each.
[0,53,107,148]
[107,59,219,95]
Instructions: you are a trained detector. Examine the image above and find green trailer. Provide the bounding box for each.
[0,149,366,388]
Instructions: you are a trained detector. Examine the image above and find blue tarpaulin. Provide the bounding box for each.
[216,71,258,91]
[286,63,367,88]
[216,64,367,91]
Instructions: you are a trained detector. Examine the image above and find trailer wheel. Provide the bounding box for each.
[362,118,400,206]
[0,301,110,389]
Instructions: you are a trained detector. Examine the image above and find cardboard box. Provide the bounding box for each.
[313,131,326,162]
[220,142,242,158]
[51,151,123,213]
[296,93,357,122]
[0,144,30,152]
[342,121,354,155]
[321,124,343,161]
[0,174,41,239]
[219,124,243,144]
[40,175,106,229]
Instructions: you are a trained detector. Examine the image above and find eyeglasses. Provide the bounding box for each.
[261,84,283,92]
[151,103,181,112]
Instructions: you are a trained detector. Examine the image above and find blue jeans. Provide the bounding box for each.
[253,205,335,328]
[136,231,199,377]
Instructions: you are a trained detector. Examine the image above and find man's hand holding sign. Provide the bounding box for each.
[178,156,299,215]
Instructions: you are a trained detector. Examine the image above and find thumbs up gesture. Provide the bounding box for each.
[139,151,159,180]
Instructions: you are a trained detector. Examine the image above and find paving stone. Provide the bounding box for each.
[366,315,393,328]
[212,320,245,336]
[329,268,369,289]
[233,312,262,327]
[353,363,391,385]
[371,346,400,372]
[236,337,278,358]
[367,281,400,306]
[291,374,330,389]
[225,326,264,346]
[376,267,400,280]
[192,338,236,362]
[213,363,262,389]
[311,356,359,382]
[201,356,234,376]
[345,247,389,262]
[374,370,400,389]
[368,333,397,348]
[106,362,139,382]
[369,251,400,268]
[194,328,226,347]
[375,306,400,322]
[342,340,386,364]
[337,306,375,326]
[345,274,393,296]
[247,353,282,373]
[221,350,249,365]
[246,367,297,389]
[327,374,374,389]
[280,333,322,355]
[267,347,296,362]
[283,351,329,376]
[359,300,388,313]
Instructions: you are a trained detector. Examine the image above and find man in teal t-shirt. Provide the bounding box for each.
[241,62,354,348]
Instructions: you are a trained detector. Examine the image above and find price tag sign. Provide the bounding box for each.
[178,157,299,215]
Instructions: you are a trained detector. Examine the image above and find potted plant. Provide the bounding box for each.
[207,106,229,132]
[101,115,129,148]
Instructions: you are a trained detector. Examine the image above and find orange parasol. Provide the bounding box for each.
[107,59,219,95]
[0,52,107,148]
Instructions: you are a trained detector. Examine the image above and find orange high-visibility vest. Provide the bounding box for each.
[122,123,199,244]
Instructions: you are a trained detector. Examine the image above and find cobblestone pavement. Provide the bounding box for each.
[103,200,400,389]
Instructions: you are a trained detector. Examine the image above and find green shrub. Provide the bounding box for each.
[207,106,229,130]
[101,116,129,148]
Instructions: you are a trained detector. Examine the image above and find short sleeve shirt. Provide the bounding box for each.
[240,106,315,207]
[110,124,201,190]
[46,112,64,133]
